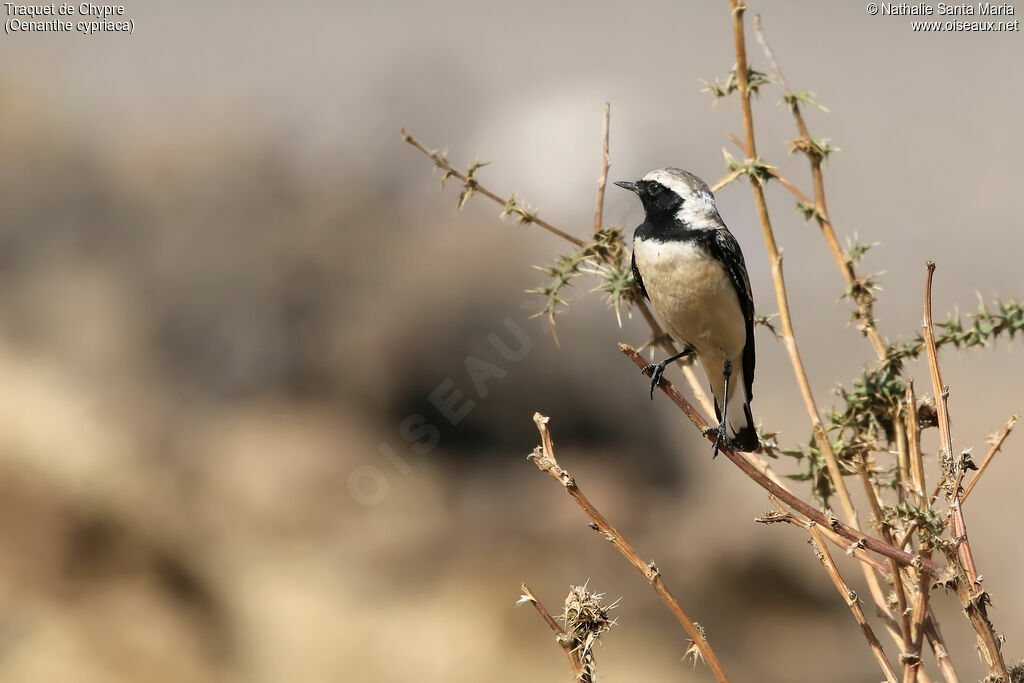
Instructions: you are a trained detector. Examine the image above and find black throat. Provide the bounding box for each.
[634,214,702,244]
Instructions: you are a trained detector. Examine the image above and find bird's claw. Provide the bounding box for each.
[704,423,729,458]
[642,362,667,400]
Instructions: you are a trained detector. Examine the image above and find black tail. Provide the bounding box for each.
[714,398,759,452]
[731,402,759,452]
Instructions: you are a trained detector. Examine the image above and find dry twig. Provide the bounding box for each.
[726,0,861,528]
[527,413,730,682]
[962,415,1017,502]
[740,39,930,671]
[906,380,926,503]
[518,583,584,678]
[401,129,586,247]
[922,262,1007,679]
[593,103,610,233]
[807,524,899,683]
[754,14,887,356]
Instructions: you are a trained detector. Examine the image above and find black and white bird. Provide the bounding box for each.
[616,168,758,455]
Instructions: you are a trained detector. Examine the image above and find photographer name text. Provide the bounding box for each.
[878,2,1013,14]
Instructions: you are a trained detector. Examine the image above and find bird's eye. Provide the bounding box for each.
[646,183,661,196]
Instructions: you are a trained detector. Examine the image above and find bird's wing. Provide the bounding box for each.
[631,248,650,302]
[707,229,756,402]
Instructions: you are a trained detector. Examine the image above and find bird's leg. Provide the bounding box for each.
[712,359,732,458]
[642,347,693,399]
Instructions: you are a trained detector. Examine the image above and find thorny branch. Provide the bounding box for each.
[807,523,898,683]
[726,0,862,531]
[400,129,586,247]
[518,583,584,679]
[406,5,1022,677]
[527,413,730,682]
[621,343,942,575]
[753,15,887,357]
[727,9,977,680]
[922,262,1007,680]
[961,415,1017,502]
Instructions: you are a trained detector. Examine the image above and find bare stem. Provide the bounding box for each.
[855,458,915,667]
[594,103,611,233]
[753,14,887,357]
[907,565,932,683]
[765,168,815,205]
[401,129,586,247]
[748,18,920,660]
[925,618,960,683]
[519,583,584,678]
[895,416,909,506]
[757,503,891,576]
[727,16,917,670]
[726,0,860,528]
[527,413,730,682]
[922,262,1007,679]
[961,414,1017,502]
[906,380,926,502]
[711,168,744,193]
[807,524,898,683]
[760,494,907,671]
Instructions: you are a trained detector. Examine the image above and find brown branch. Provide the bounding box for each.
[857,454,940,683]
[401,129,587,247]
[527,413,730,682]
[621,343,943,574]
[758,494,915,673]
[906,552,935,683]
[711,168,744,193]
[922,262,1007,679]
[756,506,891,576]
[906,380,926,502]
[894,415,910,507]
[924,617,960,683]
[962,414,1017,502]
[904,382,941,683]
[728,16,914,672]
[765,168,813,205]
[854,457,916,679]
[922,264,973,583]
[753,14,887,357]
[906,565,932,683]
[725,0,861,529]
[519,583,584,678]
[806,524,898,683]
[923,263,952,466]
[758,499,907,680]
[594,103,611,233]
[903,508,934,683]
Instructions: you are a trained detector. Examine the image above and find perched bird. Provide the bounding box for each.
[615,168,758,455]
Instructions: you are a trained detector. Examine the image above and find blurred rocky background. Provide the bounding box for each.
[0,1,1021,681]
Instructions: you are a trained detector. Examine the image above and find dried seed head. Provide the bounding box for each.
[562,583,617,681]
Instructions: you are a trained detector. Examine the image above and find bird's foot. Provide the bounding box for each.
[703,423,729,458]
[642,361,668,399]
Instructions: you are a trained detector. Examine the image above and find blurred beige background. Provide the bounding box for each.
[0,1,1022,681]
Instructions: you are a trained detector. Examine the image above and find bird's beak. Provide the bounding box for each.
[613,180,639,194]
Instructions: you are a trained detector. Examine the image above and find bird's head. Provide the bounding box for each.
[615,167,721,229]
